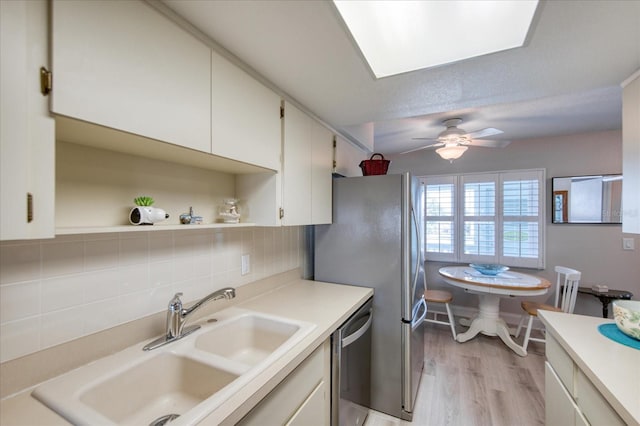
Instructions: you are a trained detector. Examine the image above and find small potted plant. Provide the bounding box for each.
[134,196,155,207]
[129,196,169,225]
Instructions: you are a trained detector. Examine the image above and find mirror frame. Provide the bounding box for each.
[551,174,623,224]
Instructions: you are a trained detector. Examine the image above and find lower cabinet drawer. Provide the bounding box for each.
[286,381,326,426]
[576,369,625,426]
[237,341,328,425]
[546,334,575,397]
[545,362,588,426]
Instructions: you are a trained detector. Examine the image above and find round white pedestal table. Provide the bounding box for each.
[438,266,551,356]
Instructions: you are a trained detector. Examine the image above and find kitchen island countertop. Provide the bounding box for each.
[538,310,640,425]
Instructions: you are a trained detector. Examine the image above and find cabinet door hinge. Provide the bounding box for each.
[280,106,284,119]
[40,67,52,95]
[279,207,284,219]
[332,136,337,171]
[27,193,33,223]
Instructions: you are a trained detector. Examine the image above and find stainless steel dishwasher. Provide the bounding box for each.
[331,297,373,426]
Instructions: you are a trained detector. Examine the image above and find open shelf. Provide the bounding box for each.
[56,222,256,236]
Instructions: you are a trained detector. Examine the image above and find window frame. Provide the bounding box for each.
[420,169,545,269]
[421,175,457,262]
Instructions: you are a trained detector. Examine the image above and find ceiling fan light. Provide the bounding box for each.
[441,134,469,144]
[436,145,468,161]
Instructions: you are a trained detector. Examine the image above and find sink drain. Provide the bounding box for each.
[149,413,180,426]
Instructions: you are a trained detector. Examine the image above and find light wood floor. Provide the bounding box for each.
[364,323,546,426]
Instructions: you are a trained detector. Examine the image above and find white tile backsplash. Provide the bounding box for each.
[41,240,85,278]
[0,281,41,323]
[0,243,41,284]
[118,264,150,294]
[149,260,173,288]
[148,232,174,261]
[83,269,120,303]
[41,274,85,313]
[82,298,122,335]
[0,317,40,362]
[0,226,305,363]
[84,238,119,271]
[118,234,149,266]
[40,307,85,349]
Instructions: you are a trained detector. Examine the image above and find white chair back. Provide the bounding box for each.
[553,266,582,313]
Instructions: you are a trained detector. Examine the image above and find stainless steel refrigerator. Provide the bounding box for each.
[314,173,427,421]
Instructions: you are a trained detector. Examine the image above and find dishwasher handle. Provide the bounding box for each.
[342,310,373,348]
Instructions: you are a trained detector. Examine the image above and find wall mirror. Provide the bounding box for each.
[552,175,622,224]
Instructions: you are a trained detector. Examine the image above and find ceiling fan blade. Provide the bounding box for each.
[466,127,503,139]
[411,137,439,141]
[468,139,511,148]
[400,142,444,154]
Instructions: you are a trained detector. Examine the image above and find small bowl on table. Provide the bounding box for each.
[612,300,640,340]
[469,263,509,276]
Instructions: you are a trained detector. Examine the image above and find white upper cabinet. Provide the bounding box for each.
[281,101,333,226]
[50,0,211,153]
[335,135,368,177]
[311,122,333,224]
[0,0,55,241]
[211,50,281,171]
[622,70,640,234]
[282,102,312,226]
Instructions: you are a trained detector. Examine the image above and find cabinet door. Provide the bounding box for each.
[311,122,333,224]
[51,0,211,152]
[546,334,575,397]
[286,382,326,426]
[211,50,281,170]
[0,0,55,241]
[545,362,578,426]
[237,341,328,425]
[282,101,312,226]
[335,135,368,177]
[576,369,625,426]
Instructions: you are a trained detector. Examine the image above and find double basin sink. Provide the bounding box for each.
[33,307,316,425]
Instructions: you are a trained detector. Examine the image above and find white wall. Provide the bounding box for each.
[0,227,306,362]
[389,130,639,319]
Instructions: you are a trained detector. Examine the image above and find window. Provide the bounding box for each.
[420,169,545,268]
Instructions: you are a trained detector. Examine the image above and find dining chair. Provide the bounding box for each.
[423,289,457,339]
[515,266,582,352]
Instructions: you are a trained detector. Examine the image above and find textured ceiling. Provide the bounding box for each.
[162,0,640,154]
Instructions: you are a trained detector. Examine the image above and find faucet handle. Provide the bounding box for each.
[168,293,183,311]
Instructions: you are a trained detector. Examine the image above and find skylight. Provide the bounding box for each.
[333,0,539,78]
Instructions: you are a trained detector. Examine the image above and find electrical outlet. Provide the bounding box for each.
[241,254,251,275]
[622,238,635,251]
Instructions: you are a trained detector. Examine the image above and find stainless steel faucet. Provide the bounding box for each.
[143,287,236,351]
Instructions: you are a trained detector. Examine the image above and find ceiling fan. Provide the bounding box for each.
[401,118,510,161]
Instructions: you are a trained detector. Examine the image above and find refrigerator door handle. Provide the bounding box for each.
[411,298,427,331]
[410,204,424,299]
[342,310,373,348]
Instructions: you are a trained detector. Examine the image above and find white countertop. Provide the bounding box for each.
[0,278,373,426]
[538,310,640,425]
